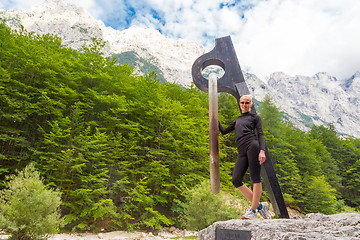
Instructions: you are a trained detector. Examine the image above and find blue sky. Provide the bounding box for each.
[2,0,360,81]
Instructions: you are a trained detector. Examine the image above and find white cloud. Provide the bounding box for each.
[145,0,360,81]
[234,0,360,80]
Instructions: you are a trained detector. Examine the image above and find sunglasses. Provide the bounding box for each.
[240,101,250,105]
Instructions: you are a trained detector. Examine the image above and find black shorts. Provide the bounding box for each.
[232,140,262,188]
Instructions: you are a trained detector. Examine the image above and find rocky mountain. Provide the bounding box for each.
[0,0,204,86]
[247,71,360,137]
[1,0,359,138]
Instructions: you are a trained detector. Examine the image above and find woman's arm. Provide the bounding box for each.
[219,121,235,135]
[255,115,266,151]
[255,115,267,164]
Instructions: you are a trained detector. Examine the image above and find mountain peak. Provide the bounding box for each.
[313,72,337,82]
[269,72,289,79]
[342,71,360,91]
[31,0,75,12]
[352,71,360,79]
[26,0,92,27]
[37,0,66,8]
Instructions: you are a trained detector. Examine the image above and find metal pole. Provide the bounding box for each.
[209,73,220,194]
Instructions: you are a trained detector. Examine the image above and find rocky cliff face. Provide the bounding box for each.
[198,213,360,240]
[1,0,359,137]
[257,72,360,137]
[1,0,107,51]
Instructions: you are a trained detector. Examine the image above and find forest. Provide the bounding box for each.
[0,21,359,232]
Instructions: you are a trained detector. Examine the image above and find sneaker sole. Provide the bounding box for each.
[259,202,271,219]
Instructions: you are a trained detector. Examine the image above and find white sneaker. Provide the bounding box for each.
[258,202,271,219]
[242,208,257,219]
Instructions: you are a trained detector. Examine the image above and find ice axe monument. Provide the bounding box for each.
[191,36,289,218]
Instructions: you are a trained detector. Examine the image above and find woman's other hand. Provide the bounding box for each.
[259,150,266,165]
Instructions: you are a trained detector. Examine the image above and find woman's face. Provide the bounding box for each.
[239,96,252,113]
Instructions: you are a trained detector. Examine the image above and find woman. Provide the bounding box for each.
[219,95,271,219]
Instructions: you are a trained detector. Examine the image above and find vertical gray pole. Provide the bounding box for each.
[209,73,220,194]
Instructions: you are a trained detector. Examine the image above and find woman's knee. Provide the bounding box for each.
[232,173,244,188]
[252,178,262,184]
[232,178,243,188]
[250,172,262,184]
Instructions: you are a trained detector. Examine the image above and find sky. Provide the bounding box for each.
[2,0,360,81]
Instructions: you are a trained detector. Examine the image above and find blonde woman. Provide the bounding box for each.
[219,95,271,219]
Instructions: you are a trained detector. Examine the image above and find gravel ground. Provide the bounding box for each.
[0,228,198,240]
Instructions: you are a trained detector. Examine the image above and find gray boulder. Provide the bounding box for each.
[198,212,360,240]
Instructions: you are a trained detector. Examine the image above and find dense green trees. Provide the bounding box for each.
[0,22,209,231]
[310,125,360,207]
[257,95,358,213]
[0,21,359,233]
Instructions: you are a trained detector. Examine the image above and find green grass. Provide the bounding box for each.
[170,236,197,239]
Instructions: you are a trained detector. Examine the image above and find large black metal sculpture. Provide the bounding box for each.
[191,36,289,218]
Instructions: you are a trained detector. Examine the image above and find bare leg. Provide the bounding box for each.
[237,183,262,210]
[251,183,262,210]
[237,184,253,202]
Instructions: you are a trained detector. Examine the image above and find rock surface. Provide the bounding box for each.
[198,213,360,240]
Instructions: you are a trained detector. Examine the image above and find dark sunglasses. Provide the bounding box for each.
[240,101,250,105]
